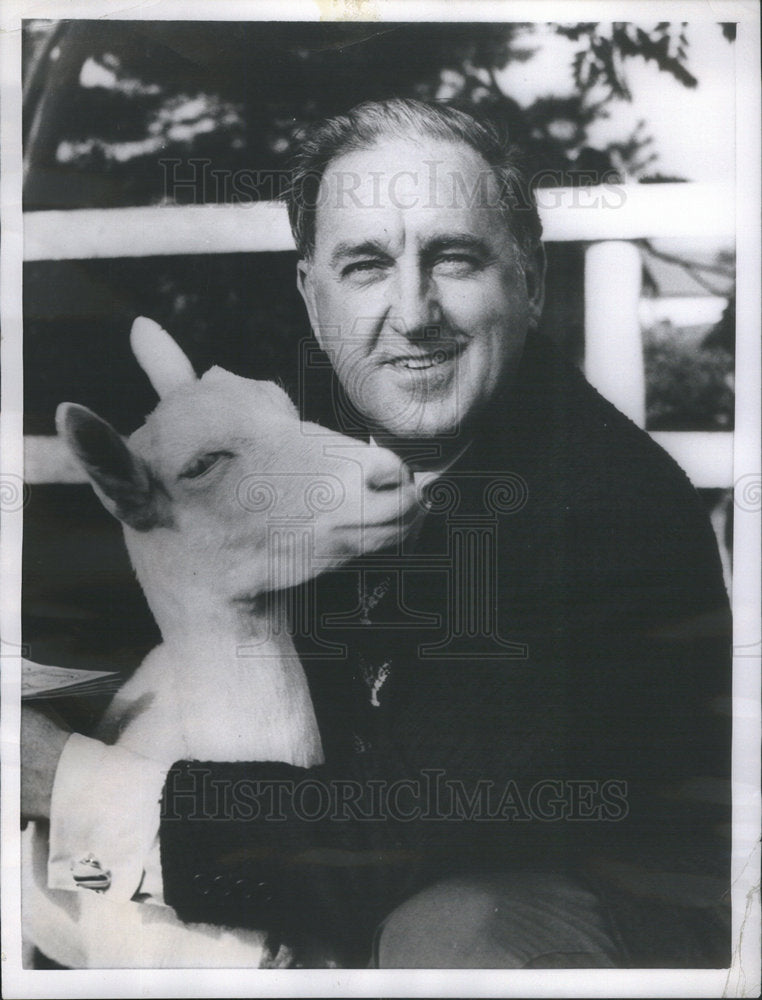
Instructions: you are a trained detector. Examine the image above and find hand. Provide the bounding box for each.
[21,705,72,821]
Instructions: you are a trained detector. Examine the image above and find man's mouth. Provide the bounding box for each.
[386,342,465,371]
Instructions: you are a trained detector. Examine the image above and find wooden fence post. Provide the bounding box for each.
[584,241,645,428]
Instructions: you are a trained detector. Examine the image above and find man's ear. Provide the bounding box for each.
[296,258,325,350]
[524,243,547,328]
[56,403,159,531]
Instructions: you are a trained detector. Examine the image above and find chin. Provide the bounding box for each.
[363,392,458,439]
[402,401,477,439]
[377,417,464,443]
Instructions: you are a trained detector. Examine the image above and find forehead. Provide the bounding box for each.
[314,137,506,251]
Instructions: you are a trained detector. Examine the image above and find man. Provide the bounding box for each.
[23,99,731,968]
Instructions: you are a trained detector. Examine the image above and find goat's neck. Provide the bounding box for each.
[118,538,323,768]
[153,585,294,660]
[122,585,322,766]
[124,532,289,649]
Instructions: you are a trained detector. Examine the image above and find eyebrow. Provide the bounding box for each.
[422,234,493,258]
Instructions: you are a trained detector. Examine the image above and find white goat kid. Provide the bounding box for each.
[22,317,418,968]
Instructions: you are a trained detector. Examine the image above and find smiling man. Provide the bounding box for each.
[294,127,543,449]
[23,99,731,969]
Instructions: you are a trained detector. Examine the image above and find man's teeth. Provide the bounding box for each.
[395,350,451,370]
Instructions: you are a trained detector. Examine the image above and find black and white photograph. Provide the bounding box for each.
[1,1,760,996]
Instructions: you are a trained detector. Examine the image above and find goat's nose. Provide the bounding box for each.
[366,449,410,492]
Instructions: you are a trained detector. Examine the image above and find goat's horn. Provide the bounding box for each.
[130,317,198,398]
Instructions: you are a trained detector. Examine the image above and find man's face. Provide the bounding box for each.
[297,136,544,443]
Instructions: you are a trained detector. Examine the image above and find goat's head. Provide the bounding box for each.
[57,319,419,627]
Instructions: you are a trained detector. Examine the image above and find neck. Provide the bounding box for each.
[131,587,322,767]
[129,562,288,656]
[121,540,323,767]
[156,589,292,652]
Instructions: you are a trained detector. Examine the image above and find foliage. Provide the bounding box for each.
[703,295,735,354]
[557,22,697,99]
[23,19,734,210]
[645,322,734,431]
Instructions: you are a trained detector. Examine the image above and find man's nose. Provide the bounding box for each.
[388,266,440,340]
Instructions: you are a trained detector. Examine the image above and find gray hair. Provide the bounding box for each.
[284,97,542,263]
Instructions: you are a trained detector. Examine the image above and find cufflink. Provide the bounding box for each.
[70,853,111,891]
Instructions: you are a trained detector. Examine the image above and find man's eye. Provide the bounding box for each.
[343,260,386,278]
[178,451,234,480]
[433,254,481,275]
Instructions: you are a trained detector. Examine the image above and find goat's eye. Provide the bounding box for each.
[178,451,233,480]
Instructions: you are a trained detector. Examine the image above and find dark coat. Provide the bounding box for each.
[159,333,731,966]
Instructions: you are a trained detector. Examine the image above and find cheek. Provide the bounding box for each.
[314,286,382,360]
[442,275,525,333]
[455,303,528,395]
[178,502,266,556]
[315,283,348,322]
[440,283,490,326]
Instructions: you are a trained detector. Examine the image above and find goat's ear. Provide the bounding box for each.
[56,403,159,530]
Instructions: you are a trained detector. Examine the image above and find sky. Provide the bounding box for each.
[497,22,736,184]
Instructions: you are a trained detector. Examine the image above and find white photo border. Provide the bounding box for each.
[1,1,759,997]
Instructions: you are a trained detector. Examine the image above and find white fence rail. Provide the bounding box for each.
[23,183,734,261]
[21,431,733,490]
[22,183,735,489]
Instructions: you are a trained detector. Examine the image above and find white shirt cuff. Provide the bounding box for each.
[48,733,168,902]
